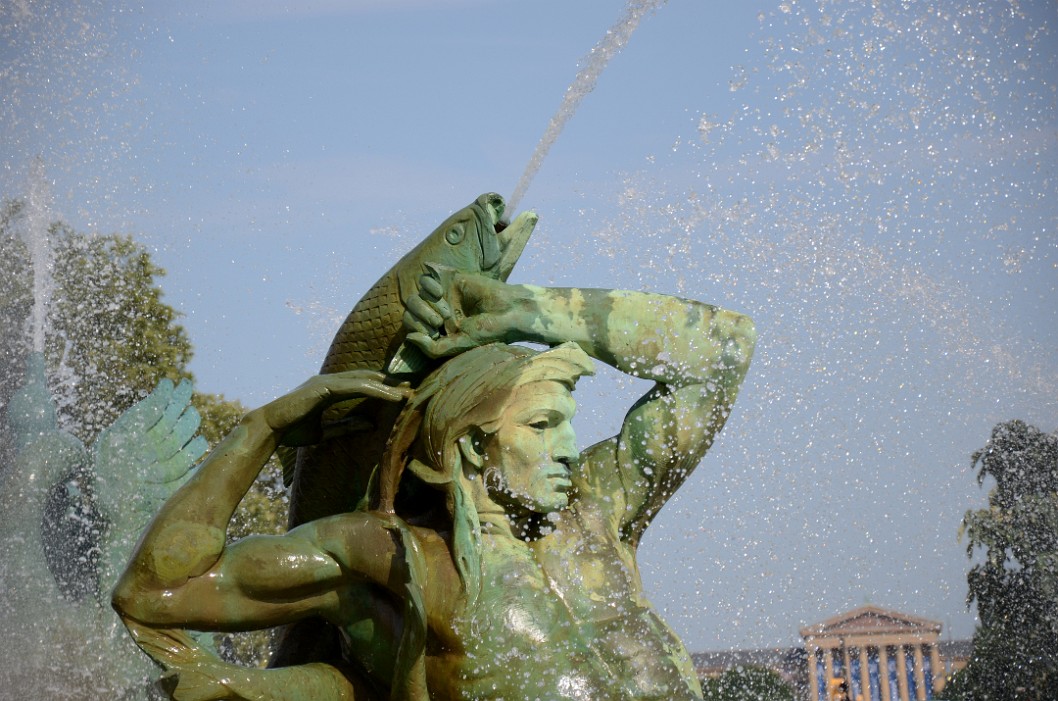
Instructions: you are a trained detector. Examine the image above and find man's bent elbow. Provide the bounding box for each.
[111,576,143,622]
[112,577,186,628]
[717,310,756,378]
[110,561,175,625]
[110,563,166,624]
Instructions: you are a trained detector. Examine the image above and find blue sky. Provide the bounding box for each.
[4,0,1057,652]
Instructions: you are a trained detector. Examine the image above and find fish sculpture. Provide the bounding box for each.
[273,193,535,675]
[285,192,537,528]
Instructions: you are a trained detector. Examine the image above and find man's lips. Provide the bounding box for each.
[545,466,573,491]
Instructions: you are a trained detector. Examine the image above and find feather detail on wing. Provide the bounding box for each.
[92,378,208,595]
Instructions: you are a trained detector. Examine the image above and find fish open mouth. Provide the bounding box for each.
[489,196,538,281]
[481,192,506,229]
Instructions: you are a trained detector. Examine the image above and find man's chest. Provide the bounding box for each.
[531,509,648,619]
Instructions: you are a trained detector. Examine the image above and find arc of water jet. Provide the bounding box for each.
[24,156,55,355]
[508,0,669,213]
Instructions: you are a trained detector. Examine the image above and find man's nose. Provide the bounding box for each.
[551,423,579,464]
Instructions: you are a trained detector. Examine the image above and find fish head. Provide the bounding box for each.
[404,192,537,285]
[386,193,538,375]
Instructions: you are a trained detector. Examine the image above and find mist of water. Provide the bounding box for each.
[562,1,1057,652]
[23,157,55,354]
[507,0,668,212]
[3,0,1055,688]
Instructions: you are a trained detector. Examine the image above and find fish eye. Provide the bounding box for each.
[446,226,465,244]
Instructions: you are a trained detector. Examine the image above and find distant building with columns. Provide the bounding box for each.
[801,605,963,701]
[692,606,970,701]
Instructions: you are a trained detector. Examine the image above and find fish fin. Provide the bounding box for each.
[278,446,298,487]
[387,342,430,375]
[355,466,379,512]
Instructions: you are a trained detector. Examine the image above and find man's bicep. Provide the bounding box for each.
[225,512,403,613]
[223,531,348,601]
[121,531,347,630]
[122,514,395,630]
[575,387,679,540]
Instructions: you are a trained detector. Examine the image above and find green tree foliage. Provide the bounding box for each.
[46,224,194,444]
[940,420,1058,700]
[0,206,194,447]
[0,201,288,618]
[192,391,246,445]
[701,665,796,701]
[2,200,291,668]
[1,200,252,449]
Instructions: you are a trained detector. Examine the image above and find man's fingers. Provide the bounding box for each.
[432,297,453,322]
[402,308,436,337]
[418,272,445,301]
[325,371,411,402]
[422,262,457,292]
[405,331,439,357]
[331,369,387,382]
[405,294,445,332]
[406,331,475,358]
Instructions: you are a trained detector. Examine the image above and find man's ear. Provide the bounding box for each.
[457,433,485,469]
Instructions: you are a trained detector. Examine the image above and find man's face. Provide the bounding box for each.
[481,380,579,515]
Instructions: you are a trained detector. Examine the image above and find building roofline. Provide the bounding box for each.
[799,605,943,637]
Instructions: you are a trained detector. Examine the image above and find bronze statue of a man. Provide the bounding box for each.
[113,261,756,700]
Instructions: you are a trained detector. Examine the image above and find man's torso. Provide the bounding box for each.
[328,499,702,700]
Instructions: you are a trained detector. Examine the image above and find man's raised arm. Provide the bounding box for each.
[112,370,408,627]
[110,372,410,701]
[406,272,756,545]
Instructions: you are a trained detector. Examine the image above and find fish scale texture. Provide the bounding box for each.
[321,275,403,373]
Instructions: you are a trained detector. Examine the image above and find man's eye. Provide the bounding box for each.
[529,420,549,430]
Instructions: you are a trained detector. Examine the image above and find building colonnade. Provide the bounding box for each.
[806,640,942,701]
[801,606,946,701]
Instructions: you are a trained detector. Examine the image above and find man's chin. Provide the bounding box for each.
[539,494,571,514]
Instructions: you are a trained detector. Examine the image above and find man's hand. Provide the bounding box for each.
[403,265,531,358]
[259,370,410,447]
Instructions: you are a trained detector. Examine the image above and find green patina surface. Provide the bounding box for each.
[113,195,757,701]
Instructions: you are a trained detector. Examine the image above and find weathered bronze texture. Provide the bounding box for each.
[113,194,756,701]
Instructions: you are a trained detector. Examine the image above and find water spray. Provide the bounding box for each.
[24,156,55,355]
[507,0,668,213]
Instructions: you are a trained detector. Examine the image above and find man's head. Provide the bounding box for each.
[378,342,595,514]
[460,378,579,516]
[377,342,593,601]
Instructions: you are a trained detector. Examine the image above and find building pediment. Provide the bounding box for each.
[800,605,941,638]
